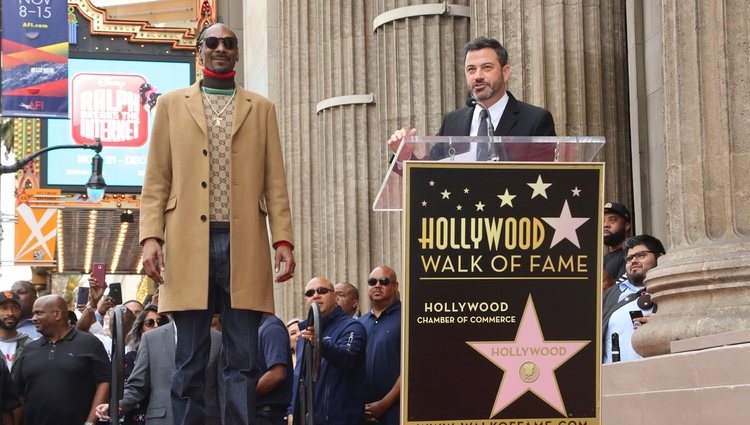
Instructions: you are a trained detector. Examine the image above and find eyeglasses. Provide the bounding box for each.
[367,277,391,286]
[304,287,334,298]
[625,250,654,263]
[202,36,238,50]
[144,317,169,328]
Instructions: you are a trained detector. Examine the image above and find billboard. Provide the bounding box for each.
[42,55,193,193]
[0,0,69,118]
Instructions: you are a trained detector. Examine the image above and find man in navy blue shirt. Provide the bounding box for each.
[293,277,367,425]
[256,314,293,425]
[361,265,401,425]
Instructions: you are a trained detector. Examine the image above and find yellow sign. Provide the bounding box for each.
[14,189,60,265]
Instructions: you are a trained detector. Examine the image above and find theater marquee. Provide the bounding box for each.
[403,162,603,425]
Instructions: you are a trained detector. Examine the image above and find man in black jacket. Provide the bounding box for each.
[387,36,556,162]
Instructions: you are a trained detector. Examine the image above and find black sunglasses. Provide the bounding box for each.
[144,317,169,328]
[202,36,238,50]
[367,277,391,286]
[304,287,334,298]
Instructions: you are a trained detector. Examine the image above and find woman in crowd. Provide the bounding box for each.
[286,318,301,369]
[121,304,170,424]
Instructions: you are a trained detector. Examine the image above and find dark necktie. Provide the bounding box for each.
[476,108,493,160]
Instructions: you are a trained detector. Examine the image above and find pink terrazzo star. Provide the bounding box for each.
[467,296,589,417]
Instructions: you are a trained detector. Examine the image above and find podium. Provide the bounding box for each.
[374,136,605,211]
[378,136,605,425]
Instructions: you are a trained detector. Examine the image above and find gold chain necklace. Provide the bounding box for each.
[201,87,236,127]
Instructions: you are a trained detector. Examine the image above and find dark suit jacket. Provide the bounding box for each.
[120,324,223,425]
[430,91,556,160]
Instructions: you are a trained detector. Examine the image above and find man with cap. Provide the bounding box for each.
[0,290,31,371]
[603,202,632,289]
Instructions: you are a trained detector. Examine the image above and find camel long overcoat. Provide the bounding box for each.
[139,81,293,313]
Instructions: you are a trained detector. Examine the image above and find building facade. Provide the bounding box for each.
[247,1,749,423]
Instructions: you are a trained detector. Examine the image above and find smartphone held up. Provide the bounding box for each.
[91,263,107,288]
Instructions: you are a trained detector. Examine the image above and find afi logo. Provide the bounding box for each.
[19,101,45,111]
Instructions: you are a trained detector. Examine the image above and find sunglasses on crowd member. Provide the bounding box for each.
[625,250,654,263]
[201,36,238,50]
[144,317,169,328]
[367,277,392,287]
[304,287,334,298]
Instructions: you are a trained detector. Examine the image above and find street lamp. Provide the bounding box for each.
[0,138,107,202]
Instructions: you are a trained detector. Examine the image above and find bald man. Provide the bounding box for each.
[14,295,110,425]
[291,278,367,425]
[361,265,402,425]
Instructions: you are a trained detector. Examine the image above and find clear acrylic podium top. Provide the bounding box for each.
[373,136,605,211]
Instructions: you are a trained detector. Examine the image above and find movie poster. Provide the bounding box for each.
[403,162,603,425]
[43,58,191,191]
[1,0,69,118]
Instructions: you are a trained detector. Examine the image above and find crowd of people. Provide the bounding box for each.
[0,216,664,424]
[0,264,403,425]
[0,218,664,424]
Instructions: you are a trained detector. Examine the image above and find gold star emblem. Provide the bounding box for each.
[497,189,516,207]
[475,201,485,211]
[456,204,463,211]
[527,175,552,199]
[441,189,451,199]
[429,180,435,187]
[421,200,428,207]
[464,188,470,194]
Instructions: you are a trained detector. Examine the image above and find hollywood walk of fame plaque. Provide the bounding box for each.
[403,162,603,425]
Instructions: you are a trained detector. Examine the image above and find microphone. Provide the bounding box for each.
[611,333,621,362]
[466,96,493,137]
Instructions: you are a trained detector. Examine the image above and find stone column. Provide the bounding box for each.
[632,0,750,356]
[275,1,321,315]
[313,1,380,285]
[471,0,633,208]
[275,1,413,318]
[373,0,471,280]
